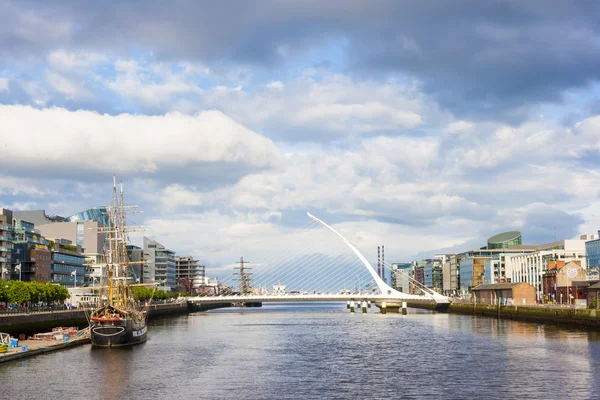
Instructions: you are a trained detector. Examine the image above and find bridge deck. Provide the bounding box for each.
[187,294,449,304]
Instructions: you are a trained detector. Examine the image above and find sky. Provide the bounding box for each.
[1,0,600,276]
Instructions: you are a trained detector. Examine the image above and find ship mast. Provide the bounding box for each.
[99,177,144,309]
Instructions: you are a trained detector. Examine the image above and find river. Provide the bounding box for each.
[1,303,600,399]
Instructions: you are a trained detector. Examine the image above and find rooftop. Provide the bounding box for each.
[472,282,531,291]
[488,231,521,244]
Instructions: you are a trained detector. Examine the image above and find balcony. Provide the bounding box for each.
[0,236,11,241]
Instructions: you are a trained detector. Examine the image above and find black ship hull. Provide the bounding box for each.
[90,318,147,347]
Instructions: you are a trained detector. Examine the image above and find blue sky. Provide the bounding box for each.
[1,0,600,273]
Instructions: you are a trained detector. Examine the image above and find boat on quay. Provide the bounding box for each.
[89,178,153,347]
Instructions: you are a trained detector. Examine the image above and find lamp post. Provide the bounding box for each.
[71,269,77,288]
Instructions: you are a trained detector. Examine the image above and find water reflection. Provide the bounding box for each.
[1,303,600,400]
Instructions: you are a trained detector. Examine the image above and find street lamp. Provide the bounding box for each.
[71,269,77,288]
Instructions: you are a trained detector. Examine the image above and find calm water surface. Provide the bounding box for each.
[2,303,600,399]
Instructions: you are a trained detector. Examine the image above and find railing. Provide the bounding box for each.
[0,304,70,315]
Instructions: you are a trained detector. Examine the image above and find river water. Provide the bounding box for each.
[1,303,600,399]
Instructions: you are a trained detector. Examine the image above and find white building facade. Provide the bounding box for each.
[507,240,587,300]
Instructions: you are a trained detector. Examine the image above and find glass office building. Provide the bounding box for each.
[487,231,522,249]
[65,208,109,225]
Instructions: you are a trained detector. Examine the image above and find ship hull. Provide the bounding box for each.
[90,318,147,347]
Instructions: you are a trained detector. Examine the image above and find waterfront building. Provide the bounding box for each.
[11,220,51,282]
[585,231,600,280]
[459,256,488,292]
[126,245,144,283]
[12,209,65,226]
[423,259,443,292]
[143,237,176,290]
[31,247,52,282]
[391,263,412,292]
[51,239,85,287]
[541,260,587,305]
[472,282,536,305]
[66,287,99,308]
[411,262,425,294]
[487,231,522,249]
[507,240,587,300]
[0,208,13,280]
[175,256,206,293]
[64,208,109,225]
[37,220,106,263]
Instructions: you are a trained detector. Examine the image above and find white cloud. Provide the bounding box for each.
[105,59,202,108]
[47,50,108,71]
[45,71,93,100]
[0,105,282,175]
[0,78,8,92]
[20,81,50,106]
[196,75,429,140]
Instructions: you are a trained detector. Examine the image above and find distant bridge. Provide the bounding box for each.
[187,212,449,309]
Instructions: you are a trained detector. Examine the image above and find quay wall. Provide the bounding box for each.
[405,301,600,328]
[0,301,231,336]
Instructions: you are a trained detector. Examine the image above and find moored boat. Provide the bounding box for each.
[89,178,152,347]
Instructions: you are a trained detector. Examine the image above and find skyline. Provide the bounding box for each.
[2,1,600,273]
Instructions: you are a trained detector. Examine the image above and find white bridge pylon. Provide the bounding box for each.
[306,213,447,303]
[187,212,449,305]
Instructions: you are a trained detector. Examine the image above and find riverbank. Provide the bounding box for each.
[404,300,600,328]
[0,301,232,336]
[0,335,90,364]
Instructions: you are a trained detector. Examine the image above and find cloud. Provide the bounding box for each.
[0,78,8,92]
[46,50,107,71]
[190,75,432,141]
[3,1,600,119]
[0,105,282,181]
[45,71,93,100]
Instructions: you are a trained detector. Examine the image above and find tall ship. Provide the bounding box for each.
[89,178,149,347]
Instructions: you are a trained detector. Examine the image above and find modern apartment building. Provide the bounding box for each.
[175,256,206,293]
[0,208,13,280]
[51,239,85,287]
[391,263,412,292]
[127,245,144,283]
[507,240,587,300]
[143,237,176,290]
[11,219,51,282]
[440,254,459,296]
[585,231,600,280]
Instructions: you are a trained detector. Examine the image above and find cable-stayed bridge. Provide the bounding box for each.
[187,213,449,310]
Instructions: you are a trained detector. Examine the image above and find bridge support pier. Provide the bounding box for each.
[381,301,387,314]
[346,301,350,309]
[402,301,407,315]
[361,301,367,313]
[350,301,355,313]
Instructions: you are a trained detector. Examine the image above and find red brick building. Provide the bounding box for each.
[472,282,536,305]
[30,247,51,282]
[542,260,586,304]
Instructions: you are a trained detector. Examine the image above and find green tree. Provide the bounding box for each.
[6,281,31,305]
